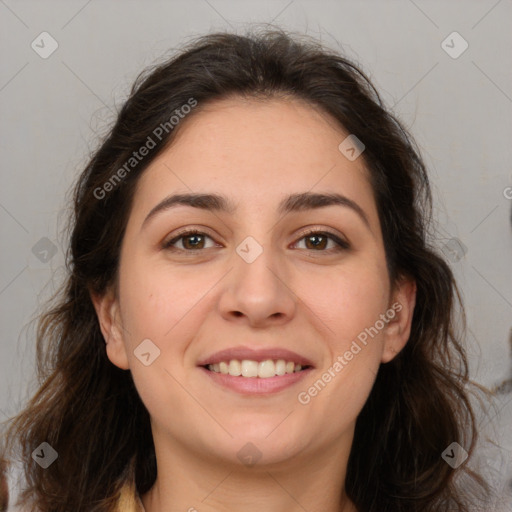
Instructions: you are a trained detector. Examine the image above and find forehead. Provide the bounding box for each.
[131,96,378,226]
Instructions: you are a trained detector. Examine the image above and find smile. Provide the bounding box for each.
[199,362,313,394]
[204,359,309,378]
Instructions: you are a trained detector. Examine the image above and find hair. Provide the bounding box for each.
[1,27,491,511]
[0,458,8,512]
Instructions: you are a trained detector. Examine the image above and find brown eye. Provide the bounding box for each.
[304,233,328,250]
[162,228,349,254]
[163,230,216,251]
[295,230,350,253]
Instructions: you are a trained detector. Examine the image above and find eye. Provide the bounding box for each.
[293,229,350,253]
[162,228,350,254]
[163,229,217,251]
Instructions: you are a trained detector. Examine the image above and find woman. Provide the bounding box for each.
[1,28,490,511]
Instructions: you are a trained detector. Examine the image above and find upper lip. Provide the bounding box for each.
[197,346,315,368]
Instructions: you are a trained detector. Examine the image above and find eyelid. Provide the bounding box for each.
[162,226,350,252]
[162,226,219,250]
[294,227,350,250]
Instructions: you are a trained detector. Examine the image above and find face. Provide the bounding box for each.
[93,97,415,469]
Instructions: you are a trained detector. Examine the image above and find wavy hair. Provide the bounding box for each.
[2,28,490,511]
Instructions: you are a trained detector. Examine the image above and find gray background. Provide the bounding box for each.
[1,0,511,509]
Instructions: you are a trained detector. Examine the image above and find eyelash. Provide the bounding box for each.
[162,228,350,254]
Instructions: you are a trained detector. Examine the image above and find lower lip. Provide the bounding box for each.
[199,366,313,394]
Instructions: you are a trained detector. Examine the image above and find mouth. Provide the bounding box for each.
[200,359,313,378]
[197,346,315,394]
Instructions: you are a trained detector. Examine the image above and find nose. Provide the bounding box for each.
[217,242,297,328]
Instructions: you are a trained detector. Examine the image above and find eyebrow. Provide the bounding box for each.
[141,191,371,230]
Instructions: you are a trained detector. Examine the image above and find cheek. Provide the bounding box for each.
[297,260,390,345]
[118,254,208,347]
[295,261,389,410]
[119,261,200,427]
[117,255,213,412]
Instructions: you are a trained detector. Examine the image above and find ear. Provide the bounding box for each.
[381,276,417,363]
[90,286,130,370]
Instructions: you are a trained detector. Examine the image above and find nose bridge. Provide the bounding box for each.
[236,233,278,287]
[218,228,296,325]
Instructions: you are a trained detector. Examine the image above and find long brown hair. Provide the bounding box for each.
[2,28,490,511]
[0,458,8,512]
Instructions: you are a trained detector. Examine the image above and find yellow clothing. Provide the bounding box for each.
[116,478,145,512]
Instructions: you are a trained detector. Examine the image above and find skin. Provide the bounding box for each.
[92,97,416,512]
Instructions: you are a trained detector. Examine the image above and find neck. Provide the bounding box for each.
[140,429,358,512]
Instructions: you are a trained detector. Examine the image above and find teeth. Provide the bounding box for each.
[207,359,307,378]
[258,359,276,378]
[275,359,286,375]
[241,360,258,378]
[228,360,241,376]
